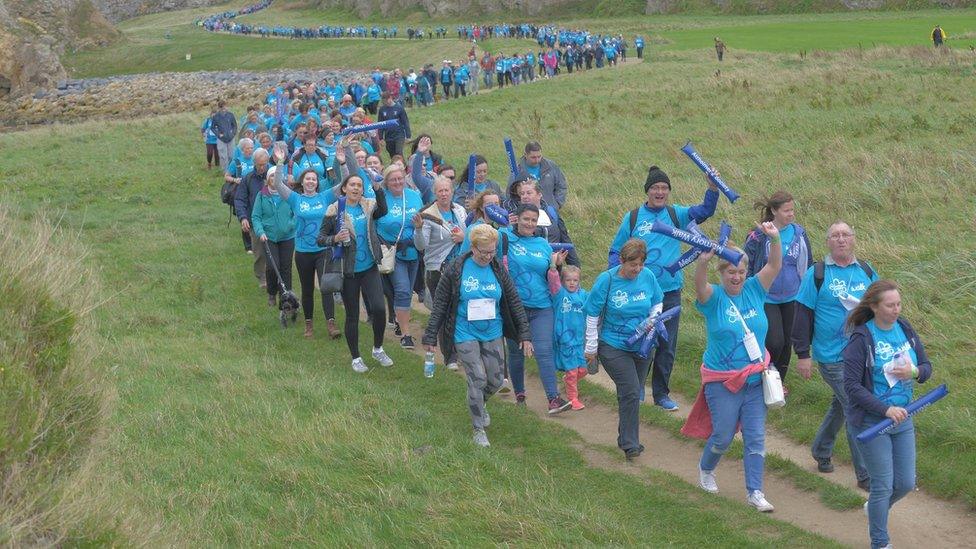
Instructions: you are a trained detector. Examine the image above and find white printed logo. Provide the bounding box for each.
[726,304,758,324]
[299,202,311,213]
[611,290,629,308]
[511,243,528,257]
[389,204,403,217]
[463,276,480,293]
[876,340,910,363]
[635,220,654,237]
[828,278,847,298]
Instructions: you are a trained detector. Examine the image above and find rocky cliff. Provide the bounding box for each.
[92,0,224,23]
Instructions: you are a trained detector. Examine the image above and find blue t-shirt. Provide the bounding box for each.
[202,118,217,144]
[292,152,327,180]
[287,191,335,253]
[553,287,587,371]
[695,277,768,384]
[583,266,664,353]
[525,164,541,180]
[609,204,692,292]
[766,224,797,304]
[376,188,423,261]
[454,258,504,343]
[228,155,255,179]
[346,203,374,272]
[795,261,878,363]
[498,228,553,309]
[866,320,916,408]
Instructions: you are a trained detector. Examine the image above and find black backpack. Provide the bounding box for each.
[219,175,239,225]
[813,260,875,292]
[628,205,678,234]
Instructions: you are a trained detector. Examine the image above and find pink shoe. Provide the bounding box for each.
[570,399,585,411]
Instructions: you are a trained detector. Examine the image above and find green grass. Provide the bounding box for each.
[62,3,976,77]
[0,114,841,545]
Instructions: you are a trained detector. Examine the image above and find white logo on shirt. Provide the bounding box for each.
[463,275,497,293]
[876,340,911,362]
[828,278,848,298]
[726,304,757,324]
[389,204,403,217]
[611,290,630,308]
[635,220,655,237]
[511,243,527,257]
[299,202,311,213]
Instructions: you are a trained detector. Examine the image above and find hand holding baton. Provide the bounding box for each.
[665,221,733,275]
[550,243,575,253]
[681,141,739,203]
[651,221,743,266]
[626,305,681,346]
[856,384,948,443]
[332,196,347,261]
[340,119,399,136]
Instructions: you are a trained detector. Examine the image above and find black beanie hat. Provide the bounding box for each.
[644,165,671,192]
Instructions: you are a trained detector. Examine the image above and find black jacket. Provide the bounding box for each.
[422,253,531,360]
[377,103,411,141]
[234,168,267,221]
[316,191,388,276]
[843,318,932,427]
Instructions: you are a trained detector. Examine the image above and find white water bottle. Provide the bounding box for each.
[424,351,435,378]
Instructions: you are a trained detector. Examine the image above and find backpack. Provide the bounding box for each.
[219,179,239,225]
[813,260,874,292]
[628,205,678,235]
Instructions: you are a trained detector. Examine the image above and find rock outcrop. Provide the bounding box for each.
[92,0,224,23]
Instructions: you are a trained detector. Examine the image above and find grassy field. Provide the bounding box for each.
[62,2,976,77]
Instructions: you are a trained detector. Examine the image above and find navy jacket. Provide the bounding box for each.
[211,110,238,144]
[234,168,268,221]
[377,103,411,141]
[843,318,932,427]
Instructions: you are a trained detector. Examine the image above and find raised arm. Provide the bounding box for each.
[272,153,292,201]
[755,222,782,290]
[694,250,715,304]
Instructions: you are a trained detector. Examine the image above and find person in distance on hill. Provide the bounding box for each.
[744,191,812,390]
[499,204,573,414]
[792,221,877,488]
[843,280,932,549]
[931,25,946,47]
[377,92,411,160]
[423,224,532,448]
[508,141,567,209]
[234,147,271,288]
[583,239,664,459]
[250,162,297,309]
[454,155,503,210]
[714,37,726,61]
[683,223,782,512]
[201,107,219,169]
[607,165,719,412]
[211,100,237,172]
[316,173,393,373]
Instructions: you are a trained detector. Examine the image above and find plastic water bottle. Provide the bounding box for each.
[424,351,436,378]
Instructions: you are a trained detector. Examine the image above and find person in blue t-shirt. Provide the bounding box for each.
[792,221,877,487]
[843,280,932,549]
[225,138,256,186]
[272,159,341,339]
[583,239,664,459]
[745,190,813,387]
[608,165,719,412]
[635,35,645,59]
[201,109,219,169]
[499,204,572,414]
[551,265,588,411]
[688,222,781,512]
[376,165,424,350]
[422,211,531,448]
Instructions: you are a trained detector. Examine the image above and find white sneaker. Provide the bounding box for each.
[473,429,490,447]
[371,347,394,367]
[447,362,459,371]
[864,501,869,516]
[747,490,774,512]
[351,357,368,373]
[699,468,719,493]
[483,411,490,427]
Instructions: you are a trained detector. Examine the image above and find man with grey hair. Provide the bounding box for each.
[234,147,272,288]
[792,220,878,490]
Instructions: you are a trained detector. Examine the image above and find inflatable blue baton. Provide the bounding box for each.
[681,141,740,204]
[650,221,743,266]
[466,154,477,195]
[485,204,510,226]
[665,221,734,275]
[856,384,949,443]
[626,306,681,346]
[275,90,287,125]
[332,196,346,261]
[340,119,399,136]
[504,138,519,178]
[551,243,575,253]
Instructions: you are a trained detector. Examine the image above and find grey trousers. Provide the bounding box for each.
[598,342,652,452]
[253,233,267,285]
[216,140,234,171]
[456,338,505,430]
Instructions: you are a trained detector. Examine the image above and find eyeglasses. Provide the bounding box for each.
[828,233,855,241]
[473,246,496,257]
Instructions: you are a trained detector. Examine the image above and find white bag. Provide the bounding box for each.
[762,367,786,408]
[378,196,406,275]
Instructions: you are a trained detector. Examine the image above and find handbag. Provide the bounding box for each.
[378,195,406,275]
[320,249,344,293]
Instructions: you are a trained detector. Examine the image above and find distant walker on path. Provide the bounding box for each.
[714,37,726,61]
[931,25,946,47]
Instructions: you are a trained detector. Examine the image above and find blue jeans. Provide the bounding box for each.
[852,416,916,549]
[506,306,559,400]
[700,381,767,493]
[811,361,869,481]
[649,289,681,402]
[391,257,419,310]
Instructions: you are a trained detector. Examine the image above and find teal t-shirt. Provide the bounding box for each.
[347,203,374,272]
[454,258,504,343]
[766,224,796,304]
[609,204,692,292]
[553,287,587,371]
[866,320,916,408]
[377,188,424,261]
[498,228,553,309]
[695,277,768,383]
[525,164,541,180]
[583,266,664,353]
[292,152,327,180]
[795,261,878,363]
[228,155,255,179]
[287,191,335,253]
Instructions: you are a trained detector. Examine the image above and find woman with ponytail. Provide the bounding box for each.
[744,191,812,387]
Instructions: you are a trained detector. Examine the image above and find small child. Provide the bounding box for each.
[549,263,588,410]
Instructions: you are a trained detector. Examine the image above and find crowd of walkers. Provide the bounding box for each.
[201,7,934,549]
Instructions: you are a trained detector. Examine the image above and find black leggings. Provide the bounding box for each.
[294,250,335,321]
[340,266,386,359]
[764,301,796,381]
[265,239,295,296]
[425,268,455,364]
[206,143,218,166]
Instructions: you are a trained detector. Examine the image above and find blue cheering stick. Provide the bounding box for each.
[681,141,740,204]
[332,196,346,261]
[485,204,510,226]
[551,243,575,253]
[626,305,681,346]
[856,384,949,443]
[665,221,733,275]
[466,154,477,195]
[504,138,520,178]
[651,221,743,266]
[340,119,399,135]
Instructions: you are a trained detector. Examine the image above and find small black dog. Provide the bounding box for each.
[278,290,300,327]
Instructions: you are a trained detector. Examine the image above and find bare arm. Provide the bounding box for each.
[694,250,714,304]
[755,222,782,290]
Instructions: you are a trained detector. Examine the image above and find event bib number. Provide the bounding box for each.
[468,298,497,321]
